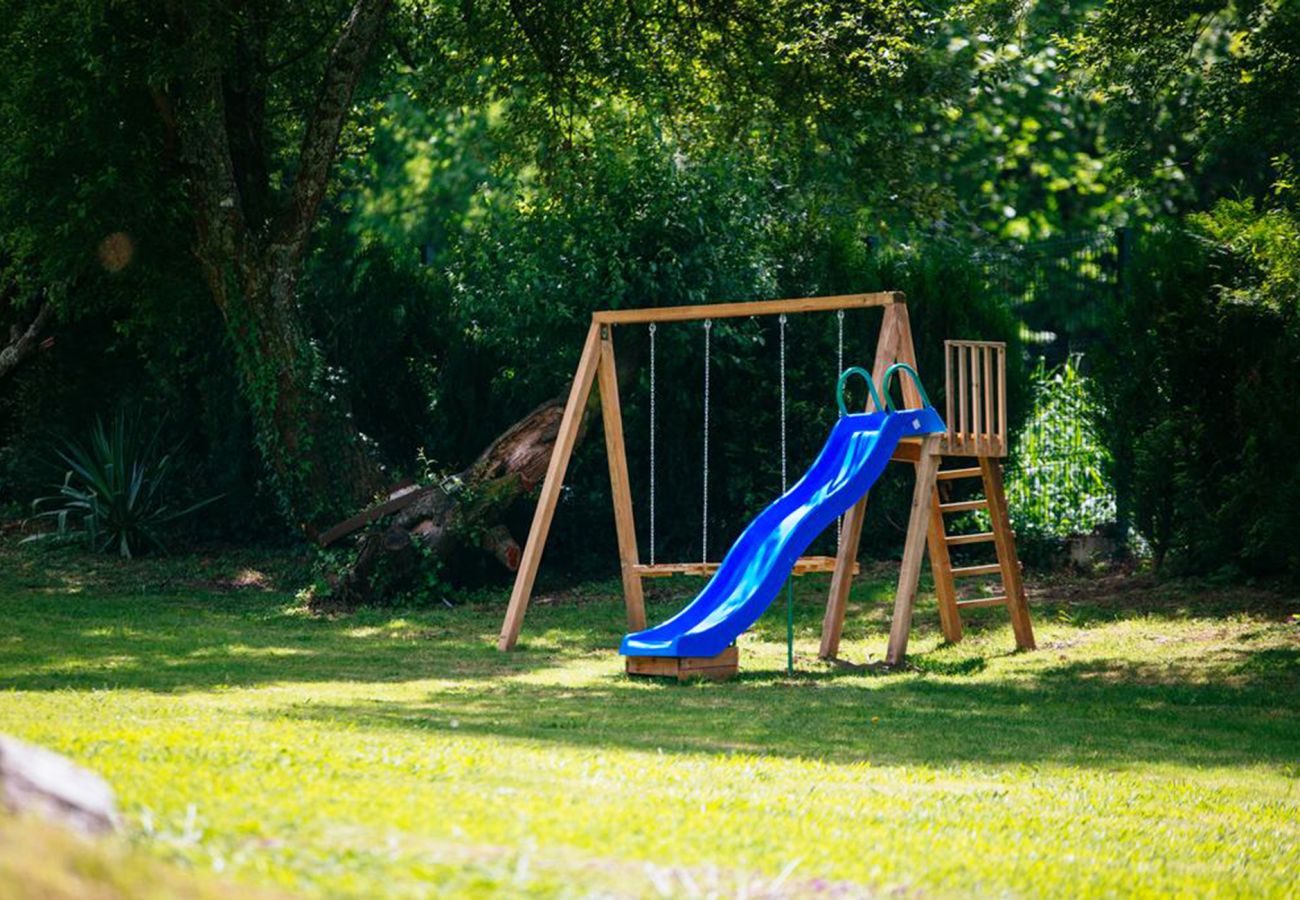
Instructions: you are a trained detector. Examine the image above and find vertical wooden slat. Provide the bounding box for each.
[944,342,955,447]
[997,345,1007,455]
[983,345,994,454]
[884,434,943,665]
[971,345,984,455]
[958,345,968,451]
[597,328,646,632]
[499,322,604,650]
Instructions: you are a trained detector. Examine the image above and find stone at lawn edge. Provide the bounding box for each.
[0,734,118,835]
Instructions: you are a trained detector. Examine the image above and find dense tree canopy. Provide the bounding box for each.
[1,0,1296,582]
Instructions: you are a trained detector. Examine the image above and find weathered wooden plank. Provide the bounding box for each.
[937,467,983,481]
[940,498,988,513]
[317,481,420,547]
[499,323,603,651]
[626,646,739,681]
[951,563,1004,578]
[598,329,646,631]
[593,292,899,325]
[884,434,943,666]
[981,458,1036,650]
[946,531,996,546]
[956,596,1009,609]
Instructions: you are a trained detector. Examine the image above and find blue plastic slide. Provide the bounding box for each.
[621,365,945,660]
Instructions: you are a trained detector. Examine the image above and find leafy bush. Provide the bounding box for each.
[1005,357,1115,540]
[1095,207,1300,577]
[26,412,221,558]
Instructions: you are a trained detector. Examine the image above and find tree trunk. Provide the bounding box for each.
[315,397,576,612]
[168,0,393,534]
[0,300,51,382]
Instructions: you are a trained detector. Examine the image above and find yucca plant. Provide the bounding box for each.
[26,412,221,558]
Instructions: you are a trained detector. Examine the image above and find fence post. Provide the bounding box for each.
[1112,225,1133,549]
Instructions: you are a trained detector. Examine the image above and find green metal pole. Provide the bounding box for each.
[786,578,794,675]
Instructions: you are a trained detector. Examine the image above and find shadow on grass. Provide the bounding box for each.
[0,590,590,691]
[3,556,1298,772]
[261,648,1300,769]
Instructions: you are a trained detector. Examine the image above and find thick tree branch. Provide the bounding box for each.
[0,302,53,381]
[271,0,392,270]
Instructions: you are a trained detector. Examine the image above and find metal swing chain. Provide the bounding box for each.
[701,319,712,564]
[648,323,657,566]
[779,313,793,676]
[837,309,845,409]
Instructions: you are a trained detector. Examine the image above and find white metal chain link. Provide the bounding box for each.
[701,319,712,564]
[648,323,657,566]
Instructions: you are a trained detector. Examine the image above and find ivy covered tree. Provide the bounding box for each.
[2,0,1008,542]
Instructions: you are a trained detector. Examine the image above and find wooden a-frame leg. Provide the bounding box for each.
[820,492,868,659]
[884,435,942,666]
[498,322,603,651]
[819,302,908,659]
[819,298,929,660]
[979,457,1036,651]
[597,327,646,631]
[927,481,963,643]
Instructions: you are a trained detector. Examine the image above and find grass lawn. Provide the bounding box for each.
[1,546,1297,897]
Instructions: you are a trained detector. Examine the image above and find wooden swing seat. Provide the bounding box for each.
[633,555,857,578]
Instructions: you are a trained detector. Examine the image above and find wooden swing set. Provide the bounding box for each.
[497,291,1035,670]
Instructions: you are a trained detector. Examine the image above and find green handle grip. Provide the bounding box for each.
[836,367,887,417]
[880,363,933,411]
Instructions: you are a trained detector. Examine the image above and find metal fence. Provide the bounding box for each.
[980,229,1128,540]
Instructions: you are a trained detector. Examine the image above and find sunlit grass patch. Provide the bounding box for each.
[0,546,1297,897]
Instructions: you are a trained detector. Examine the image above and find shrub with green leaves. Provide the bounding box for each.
[1005,357,1115,541]
[26,413,221,558]
[1096,208,1300,577]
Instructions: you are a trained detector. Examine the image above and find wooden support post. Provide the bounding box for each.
[597,326,646,631]
[498,322,603,651]
[820,302,909,659]
[927,485,963,642]
[979,457,1036,651]
[884,435,943,666]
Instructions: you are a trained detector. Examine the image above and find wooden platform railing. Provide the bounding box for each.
[941,340,1008,458]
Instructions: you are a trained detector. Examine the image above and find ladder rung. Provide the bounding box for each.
[940,499,988,513]
[946,531,996,546]
[951,563,1002,578]
[937,467,983,481]
[956,596,1008,609]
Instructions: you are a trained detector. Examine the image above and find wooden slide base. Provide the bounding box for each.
[625,646,739,682]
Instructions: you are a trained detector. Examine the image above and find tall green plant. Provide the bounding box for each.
[27,413,220,558]
[1005,357,1115,540]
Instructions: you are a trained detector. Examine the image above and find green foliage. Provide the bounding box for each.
[26,412,221,558]
[931,1,1138,241]
[1005,358,1115,540]
[1071,0,1300,214]
[1096,213,1300,576]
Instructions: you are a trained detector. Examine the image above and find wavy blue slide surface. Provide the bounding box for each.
[621,406,946,659]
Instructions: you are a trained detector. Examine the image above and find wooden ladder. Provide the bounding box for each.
[927,458,1035,649]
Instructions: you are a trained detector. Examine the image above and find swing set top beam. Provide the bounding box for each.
[591,291,902,326]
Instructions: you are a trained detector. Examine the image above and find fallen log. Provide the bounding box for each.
[315,396,576,612]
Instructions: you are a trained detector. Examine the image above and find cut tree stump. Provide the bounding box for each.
[0,734,118,835]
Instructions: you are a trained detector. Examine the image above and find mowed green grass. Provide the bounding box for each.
[0,547,1297,897]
